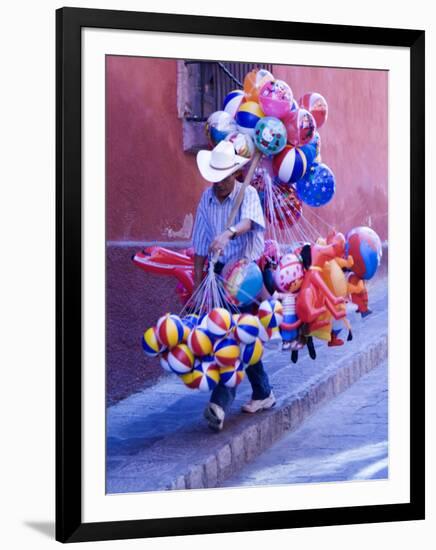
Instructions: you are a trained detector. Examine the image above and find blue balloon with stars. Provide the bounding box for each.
[295,163,336,207]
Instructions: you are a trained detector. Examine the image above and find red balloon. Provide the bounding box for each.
[282,108,316,146]
[299,92,328,129]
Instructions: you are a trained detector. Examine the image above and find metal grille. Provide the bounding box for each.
[184,61,273,121]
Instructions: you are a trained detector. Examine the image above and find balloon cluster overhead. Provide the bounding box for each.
[207,67,332,212]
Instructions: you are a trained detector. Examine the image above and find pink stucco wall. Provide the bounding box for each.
[107,57,388,242]
[106,56,203,241]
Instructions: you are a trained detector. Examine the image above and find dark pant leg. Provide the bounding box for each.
[245,361,272,400]
[209,382,236,412]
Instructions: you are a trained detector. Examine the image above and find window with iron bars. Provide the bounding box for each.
[178,61,273,152]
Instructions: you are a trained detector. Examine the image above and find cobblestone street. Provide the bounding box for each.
[222,360,387,487]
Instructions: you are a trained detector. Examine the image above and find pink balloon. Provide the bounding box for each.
[282,108,317,146]
[258,80,293,119]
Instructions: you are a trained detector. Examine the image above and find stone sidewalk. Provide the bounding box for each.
[107,279,388,494]
[222,359,388,487]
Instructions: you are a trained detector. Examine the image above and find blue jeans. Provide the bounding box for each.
[210,360,272,412]
[209,261,272,411]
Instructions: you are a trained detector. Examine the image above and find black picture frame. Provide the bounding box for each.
[56,6,425,543]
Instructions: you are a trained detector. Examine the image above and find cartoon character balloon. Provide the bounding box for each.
[225,132,255,158]
[243,68,274,102]
[258,80,293,119]
[253,116,287,156]
[299,92,328,129]
[282,108,316,146]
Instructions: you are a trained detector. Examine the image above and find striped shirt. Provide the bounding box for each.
[192,181,265,264]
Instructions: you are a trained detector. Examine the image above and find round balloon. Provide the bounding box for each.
[272,145,310,184]
[299,92,328,129]
[258,299,284,329]
[142,326,165,357]
[181,357,220,391]
[265,183,302,229]
[283,108,316,146]
[187,328,213,357]
[345,226,382,280]
[224,132,255,158]
[167,344,195,375]
[235,101,265,136]
[222,258,263,306]
[240,338,264,366]
[258,80,293,119]
[296,163,336,207]
[223,89,245,118]
[207,308,233,338]
[205,110,237,147]
[156,314,185,349]
[243,68,274,102]
[219,360,245,388]
[213,337,240,367]
[253,116,287,156]
[182,313,200,330]
[235,314,260,344]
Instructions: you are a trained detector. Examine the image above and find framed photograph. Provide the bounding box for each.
[56,7,425,543]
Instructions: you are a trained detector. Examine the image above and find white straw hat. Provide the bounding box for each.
[196,140,250,183]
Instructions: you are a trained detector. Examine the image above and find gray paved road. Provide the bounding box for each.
[222,360,388,487]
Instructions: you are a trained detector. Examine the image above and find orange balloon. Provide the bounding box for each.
[243,68,274,102]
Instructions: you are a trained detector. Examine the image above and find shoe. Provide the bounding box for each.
[328,334,344,347]
[204,402,225,432]
[242,391,276,414]
[282,341,291,351]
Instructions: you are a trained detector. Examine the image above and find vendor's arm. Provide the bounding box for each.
[209,218,253,255]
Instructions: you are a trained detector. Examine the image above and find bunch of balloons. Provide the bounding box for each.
[205,67,334,211]
[141,300,284,391]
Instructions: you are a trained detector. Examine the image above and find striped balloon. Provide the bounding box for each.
[182,314,200,330]
[142,327,165,357]
[235,314,260,344]
[213,337,240,367]
[236,101,265,136]
[258,299,284,329]
[240,338,264,366]
[181,357,220,391]
[187,328,213,357]
[223,89,245,118]
[167,344,194,375]
[219,360,245,388]
[207,308,232,338]
[156,314,185,348]
[272,145,309,184]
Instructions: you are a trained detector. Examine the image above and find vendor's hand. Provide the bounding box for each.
[209,230,231,256]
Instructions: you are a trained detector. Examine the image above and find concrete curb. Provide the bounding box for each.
[167,334,387,490]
